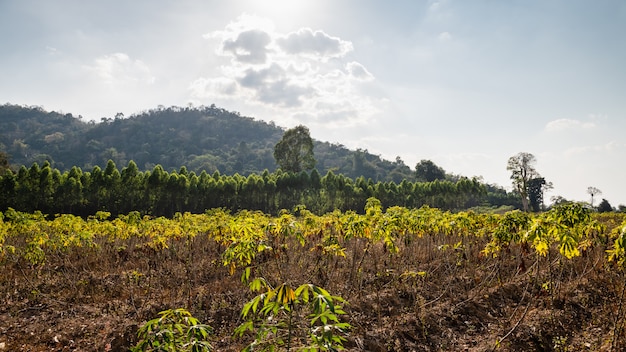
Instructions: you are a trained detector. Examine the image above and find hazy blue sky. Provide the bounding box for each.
[1,0,625,206]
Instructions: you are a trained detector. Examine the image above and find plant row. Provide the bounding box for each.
[1,201,624,270]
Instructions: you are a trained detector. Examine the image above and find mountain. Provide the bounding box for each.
[0,103,414,181]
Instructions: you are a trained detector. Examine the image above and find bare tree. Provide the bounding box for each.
[587,186,602,207]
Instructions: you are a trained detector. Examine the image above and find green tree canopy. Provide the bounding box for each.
[273,125,316,173]
[527,177,552,212]
[0,151,10,174]
[507,152,540,212]
[415,159,446,182]
[597,198,613,212]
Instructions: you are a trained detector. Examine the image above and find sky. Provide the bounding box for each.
[1,0,625,206]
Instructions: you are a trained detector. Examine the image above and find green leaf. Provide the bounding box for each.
[295,284,310,303]
[242,301,254,318]
[241,266,251,284]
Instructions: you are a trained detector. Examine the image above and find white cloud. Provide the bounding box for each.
[346,62,374,81]
[276,28,353,59]
[238,63,285,88]
[222,29,272,64]
[205,13,276,40]
[189,77,239,99]
[312,100,360,124]
[194,14,382,127]
[545,118,596,132]
[85,53,155,86]
[564,141,622,156]
[237,63,314,107]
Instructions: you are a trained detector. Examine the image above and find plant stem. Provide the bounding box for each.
[287,308,293,352]
[611,276,626,352]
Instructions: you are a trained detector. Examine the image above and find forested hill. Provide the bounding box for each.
[0,104,413,181]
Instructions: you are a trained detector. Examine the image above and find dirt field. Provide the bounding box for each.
[1,213,625,351]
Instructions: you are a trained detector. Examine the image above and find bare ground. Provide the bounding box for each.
[1,232,626,351]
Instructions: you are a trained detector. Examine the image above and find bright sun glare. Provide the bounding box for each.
[242,0,320,30]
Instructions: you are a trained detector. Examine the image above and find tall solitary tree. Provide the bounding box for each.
[587,186,602,207]
[415,159,446,182]
[273,125,316,173]
[507,152,540,212]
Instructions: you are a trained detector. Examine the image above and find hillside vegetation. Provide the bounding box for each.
[0,104,414,181]
[1,103,523,214]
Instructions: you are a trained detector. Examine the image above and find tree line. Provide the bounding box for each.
[0,160,488,218]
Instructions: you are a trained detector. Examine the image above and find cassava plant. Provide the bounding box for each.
[607,218,626,351]
[131,308,213,352]
[235,268,351,351]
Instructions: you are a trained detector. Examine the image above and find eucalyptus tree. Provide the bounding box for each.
[0,169,17,211]
[0,151,10,174]
[164,172,189,216]
[146,164,168,215]
[101,160,122,215]
[119,161,145,214]
[38,162,57,214]
[55,166,84,214]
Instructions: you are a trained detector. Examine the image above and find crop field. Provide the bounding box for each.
[1,201,626,351]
